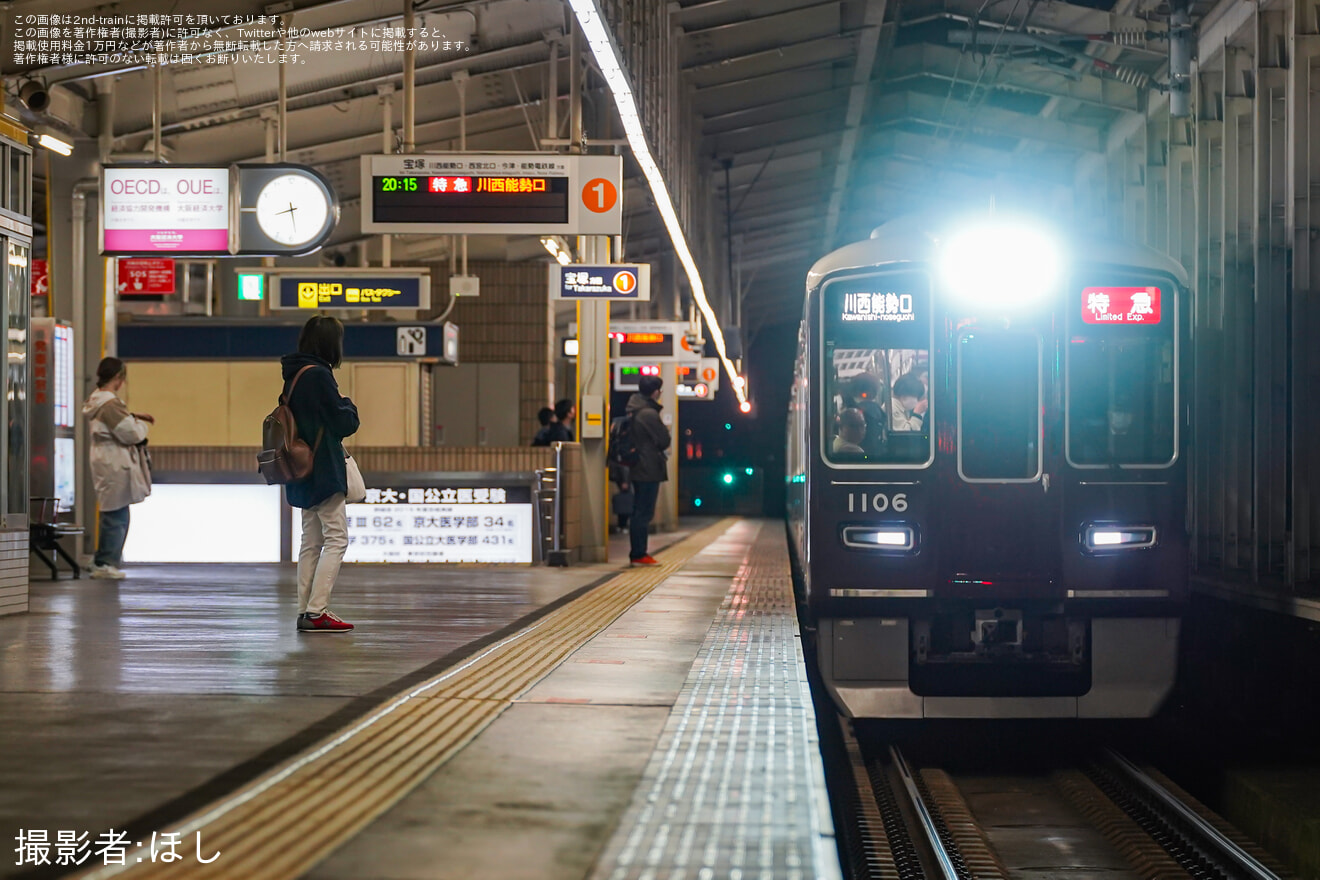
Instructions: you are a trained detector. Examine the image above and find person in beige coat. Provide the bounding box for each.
[81,357,153,579]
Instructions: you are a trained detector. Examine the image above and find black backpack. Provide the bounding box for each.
[608,414,640,468]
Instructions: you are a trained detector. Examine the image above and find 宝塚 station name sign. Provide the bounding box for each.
[266,270,430,310]
[360,153,622,236]
[549,263,650,301]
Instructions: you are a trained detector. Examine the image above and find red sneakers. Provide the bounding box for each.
[298,611,355,633]
[630,555,660,566]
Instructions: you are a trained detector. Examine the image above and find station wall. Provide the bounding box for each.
[122,360,421,447]
[428,261,554,445]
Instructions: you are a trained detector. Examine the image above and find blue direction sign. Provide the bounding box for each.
[549,263,651,301]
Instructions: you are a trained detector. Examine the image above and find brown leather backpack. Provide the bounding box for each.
[257,365,323,484]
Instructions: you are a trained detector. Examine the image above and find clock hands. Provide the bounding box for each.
[278,202,298,231]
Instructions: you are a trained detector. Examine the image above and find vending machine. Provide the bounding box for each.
[30,318,76,517]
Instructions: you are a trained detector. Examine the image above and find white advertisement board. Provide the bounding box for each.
[124,484,285,563]
[101,166,231,255]
[291,483,536,564]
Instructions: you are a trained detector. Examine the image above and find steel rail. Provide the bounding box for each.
[890,746,963,880]
[1104,749,1282,880]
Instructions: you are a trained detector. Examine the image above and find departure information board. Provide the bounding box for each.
[372,175,570,225]
[361,153,622,235]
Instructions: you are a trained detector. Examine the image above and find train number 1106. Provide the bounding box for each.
[848,492,908,513]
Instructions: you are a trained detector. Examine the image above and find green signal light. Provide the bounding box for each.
[694,498,703,507]
[722,473,734,485]
[744,467,753,476]
[724,423,732,430]
[237,273,265,301]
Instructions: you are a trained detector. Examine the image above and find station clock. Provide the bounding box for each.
[236,164,338,255]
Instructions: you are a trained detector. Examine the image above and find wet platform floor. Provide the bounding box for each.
[0,530,693,878]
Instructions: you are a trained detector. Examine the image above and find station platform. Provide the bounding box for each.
[1,518,839,880]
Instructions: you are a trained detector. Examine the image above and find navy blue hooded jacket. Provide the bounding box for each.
[280,352,360,509]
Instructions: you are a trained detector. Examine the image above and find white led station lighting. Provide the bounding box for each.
[541,236,572,265]
[37,133,73,156]
[568,0,748,409]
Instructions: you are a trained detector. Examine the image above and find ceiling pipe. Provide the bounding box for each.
[278,17,289,161]
[1168,0,1192,117]
[110,39,543,144]
[96,78,115,164]
[403,0,417,153]
[151,64,163,162]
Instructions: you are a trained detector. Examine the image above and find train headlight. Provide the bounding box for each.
[939,221,1062,308]
[842,525,915,552]
[1083,524,1157,551]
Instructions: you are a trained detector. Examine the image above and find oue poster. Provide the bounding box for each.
[102,167,230,255]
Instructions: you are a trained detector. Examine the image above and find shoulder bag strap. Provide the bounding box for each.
[285,365,326,457]
[281,364,317,405]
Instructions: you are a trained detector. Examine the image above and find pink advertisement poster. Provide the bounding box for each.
[102,167,230,254]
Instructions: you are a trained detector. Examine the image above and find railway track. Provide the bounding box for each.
[834,722,1292,880]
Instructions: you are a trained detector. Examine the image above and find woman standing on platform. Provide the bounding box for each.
[282,316,361,633]
[82,357,153,580]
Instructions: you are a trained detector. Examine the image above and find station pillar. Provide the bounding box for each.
[576,236,609,562]
[658,366,678,532]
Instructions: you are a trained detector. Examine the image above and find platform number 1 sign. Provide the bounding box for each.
[582,178,618,214]
[397,327,427,357]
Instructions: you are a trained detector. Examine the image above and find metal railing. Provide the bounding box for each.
[537,442,570,566]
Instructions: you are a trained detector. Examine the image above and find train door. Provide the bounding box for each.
[940,327,1060,595]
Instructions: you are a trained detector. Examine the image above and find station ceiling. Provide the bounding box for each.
[13,0,1201,331]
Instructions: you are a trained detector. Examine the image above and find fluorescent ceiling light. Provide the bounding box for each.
[569,1,747,410]
[541,235,572,265]
[37,133,73,156]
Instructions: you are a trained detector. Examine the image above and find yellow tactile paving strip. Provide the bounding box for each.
[78,518,739,880]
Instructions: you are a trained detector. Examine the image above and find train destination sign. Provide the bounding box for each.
[1082,286,1162,324]
[549,263,651,301]
[840,290,916,323]
[270,271,430,310]
[361,153,622,236]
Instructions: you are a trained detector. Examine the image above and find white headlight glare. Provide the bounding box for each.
[1084,525,1157,550]
[842,526,915,551]
[939,221,1062,308]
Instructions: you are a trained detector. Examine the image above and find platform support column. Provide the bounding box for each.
[577,235,609,562]
[657,366,678,532]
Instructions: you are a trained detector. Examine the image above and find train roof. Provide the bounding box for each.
[806,218,1190,292]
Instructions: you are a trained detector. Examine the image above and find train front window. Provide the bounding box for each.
[1067,282,1176,467]
[821,272,932,467]
[958,330,1042,481]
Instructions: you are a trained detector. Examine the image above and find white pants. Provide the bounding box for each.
[298,493,348,615]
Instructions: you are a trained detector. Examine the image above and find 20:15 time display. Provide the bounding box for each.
[380,177,419,192]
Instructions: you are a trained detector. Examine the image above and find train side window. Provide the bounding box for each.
[1067,282,1176,467]
[958,331,1042,481]
[820,272,932,467]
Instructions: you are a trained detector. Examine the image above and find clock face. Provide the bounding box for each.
[255,173,331,247]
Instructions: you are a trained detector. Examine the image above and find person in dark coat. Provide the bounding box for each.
[532,407,556,446]
[624,375,670,565]
[282,316,360,633]
[548,398,576,443]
